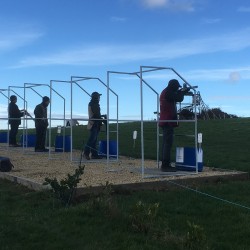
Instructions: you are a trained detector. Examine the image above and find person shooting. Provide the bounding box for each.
[8,95,28,147]
[159,79,191,172]
[84,92,106,160]
[34,96,50,152]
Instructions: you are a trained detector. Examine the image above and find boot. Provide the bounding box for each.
[161,161,176,172]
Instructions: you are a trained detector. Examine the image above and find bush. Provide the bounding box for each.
[43,165,85,207]
[183,221,208,250]
[129,200,160,234]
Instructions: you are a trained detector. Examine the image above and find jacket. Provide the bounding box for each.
[159,87,185,127]
[34,103,48,127]
[87,99,102,130]
[8,102,24,126]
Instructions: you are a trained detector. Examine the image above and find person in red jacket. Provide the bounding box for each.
[159,79,187,172]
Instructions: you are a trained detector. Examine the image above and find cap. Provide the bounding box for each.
[91,92,102,98]
[168,79,181,90]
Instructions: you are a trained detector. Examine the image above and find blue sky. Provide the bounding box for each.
[0,0,250,126]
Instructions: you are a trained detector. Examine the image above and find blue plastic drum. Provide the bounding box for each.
[55,135,72,152]
[99,140,117,157]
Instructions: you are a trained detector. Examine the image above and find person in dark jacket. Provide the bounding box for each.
[84,92,103,160]
[159,79,188,172]
[34,96,50,152]
[8,95,27,146]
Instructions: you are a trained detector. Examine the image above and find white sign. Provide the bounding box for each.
[197,148,203,162]
[198,133,202,143]
[176,147,184,163]
[133,130,137,140]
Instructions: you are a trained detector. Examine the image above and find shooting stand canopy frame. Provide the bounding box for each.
[70,76,118,164]
[107,66,198,178]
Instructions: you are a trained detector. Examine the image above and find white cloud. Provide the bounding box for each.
[0,104,8,119]
[140,0,195,11]
[0,23,44,53]
[110,16,127,22]
[142,0,169,8]
[209,95,250,101]
[184,67,250,82]
[202,18,221,24]
[229,71,241,82]
[237,6,250,12]
[0,32,43,52]
[139,66,250,83]
[10,27,250,69]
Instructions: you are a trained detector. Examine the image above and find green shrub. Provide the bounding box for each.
[43,165,85,207]
[183,221,208,250]
[129,200,160,234]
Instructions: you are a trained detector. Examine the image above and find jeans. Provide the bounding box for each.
[84,124,100,157]
[35,124,47,150]
[162,125,174,167]
[9,123,19,145]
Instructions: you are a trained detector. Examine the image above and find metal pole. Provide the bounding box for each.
[156,94,160,168]
[23,84,27,152]
[70,78,73,161]
[194,89,198,174]
[49,81,52,159]
[116,95,119,161]
[107,72,110,167]
[140,66,145,178]
[136,73,160,168]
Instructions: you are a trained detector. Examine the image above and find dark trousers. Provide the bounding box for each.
[162,125,174,167]
[9,123,19,145]
[84,125,100,157]
[35,124,47,150]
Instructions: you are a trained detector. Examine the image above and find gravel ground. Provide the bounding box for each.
[0,146,240,187]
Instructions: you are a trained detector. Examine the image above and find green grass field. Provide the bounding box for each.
[1,179,250,250]
[1,118,250,249]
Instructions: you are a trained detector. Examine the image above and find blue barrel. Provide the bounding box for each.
[55,135,71,152]
[175,147,203,172]
[20,134,36,147]
[0,132,8,143]
[99,140,117,157]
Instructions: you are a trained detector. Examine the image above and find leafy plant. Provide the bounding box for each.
[43,165,84,206]
[86,181,117,216]
[183,221,208,250]
[129,200,160,234]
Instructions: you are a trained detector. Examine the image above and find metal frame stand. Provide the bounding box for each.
[0,89,10,149]
[2,65,199,181]
[107,66,198,178]
[139,66,198,178]
[24,83,65,157]
[49,80,74,160]
[107,69,160,173]
[70,76,118,164]
[8,86,28,152]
